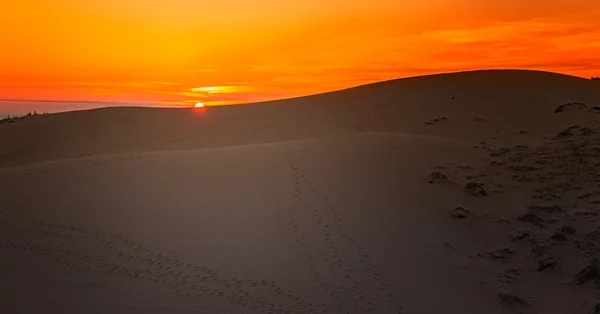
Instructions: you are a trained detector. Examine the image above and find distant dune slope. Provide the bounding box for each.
[0,69,599,167]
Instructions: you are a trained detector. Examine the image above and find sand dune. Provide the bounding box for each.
[1,69,599,167]
[2,69,600,313]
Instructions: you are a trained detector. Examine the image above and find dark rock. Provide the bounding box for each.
[509,165,538,172]
[537,257,559,271]
[430,117,448,124]
[451,207,471,219]
[585,229,600,241]
[516,175,532,182]
[510,230,530,242]
[464,182,487,197]
[497,274,516,284]
[427,172,448,183]
[578,241,599,259]
[442,242,458,252]
[560,225,576,235]
[551,231,568,242]
[578,193,593,199]
[498,292,530,308]
[531,240,551,257]
[554,102,587,113]
[489,147,511,157]
[554,125,581,139]
[533,191,561,201]
[553,125,597,138]
[581,127,596,136]
[575,261,600,285]
[529,204,563,213]
[475,142,490,149]
[489,248,514,260]
[519,213,545,228]
[556,130,574,138]
[576,210,598,217]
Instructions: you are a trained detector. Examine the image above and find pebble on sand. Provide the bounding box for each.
[518,213,545,228]
[510,230,531,242]
[498,292,530,308]
[554,102,587,113]
[575,261,600,285]
[427,172,449,184]
[537,257,559,272]
[489,248,514,260]
[551,231,569,242]
[464,182,487,197]
[450,207,472,219]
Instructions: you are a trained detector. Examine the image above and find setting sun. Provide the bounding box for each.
[0,0,599,115]
[195,102,205,108]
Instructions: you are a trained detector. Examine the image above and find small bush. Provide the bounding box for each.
[592,77,600,80]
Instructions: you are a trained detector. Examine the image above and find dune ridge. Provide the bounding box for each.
[1,69,599,167]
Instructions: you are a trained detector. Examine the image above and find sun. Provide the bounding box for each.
[195,102,205,108]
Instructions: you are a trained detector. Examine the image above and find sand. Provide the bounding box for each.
[1,69,600,313]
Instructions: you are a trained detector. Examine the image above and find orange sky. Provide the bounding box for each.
[1,0,599,114]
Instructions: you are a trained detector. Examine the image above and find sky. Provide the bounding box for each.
[1,0,599,115]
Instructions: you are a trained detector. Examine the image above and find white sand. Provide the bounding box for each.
[1,69,600,313]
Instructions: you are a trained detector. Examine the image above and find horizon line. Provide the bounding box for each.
[0,68,594,110]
